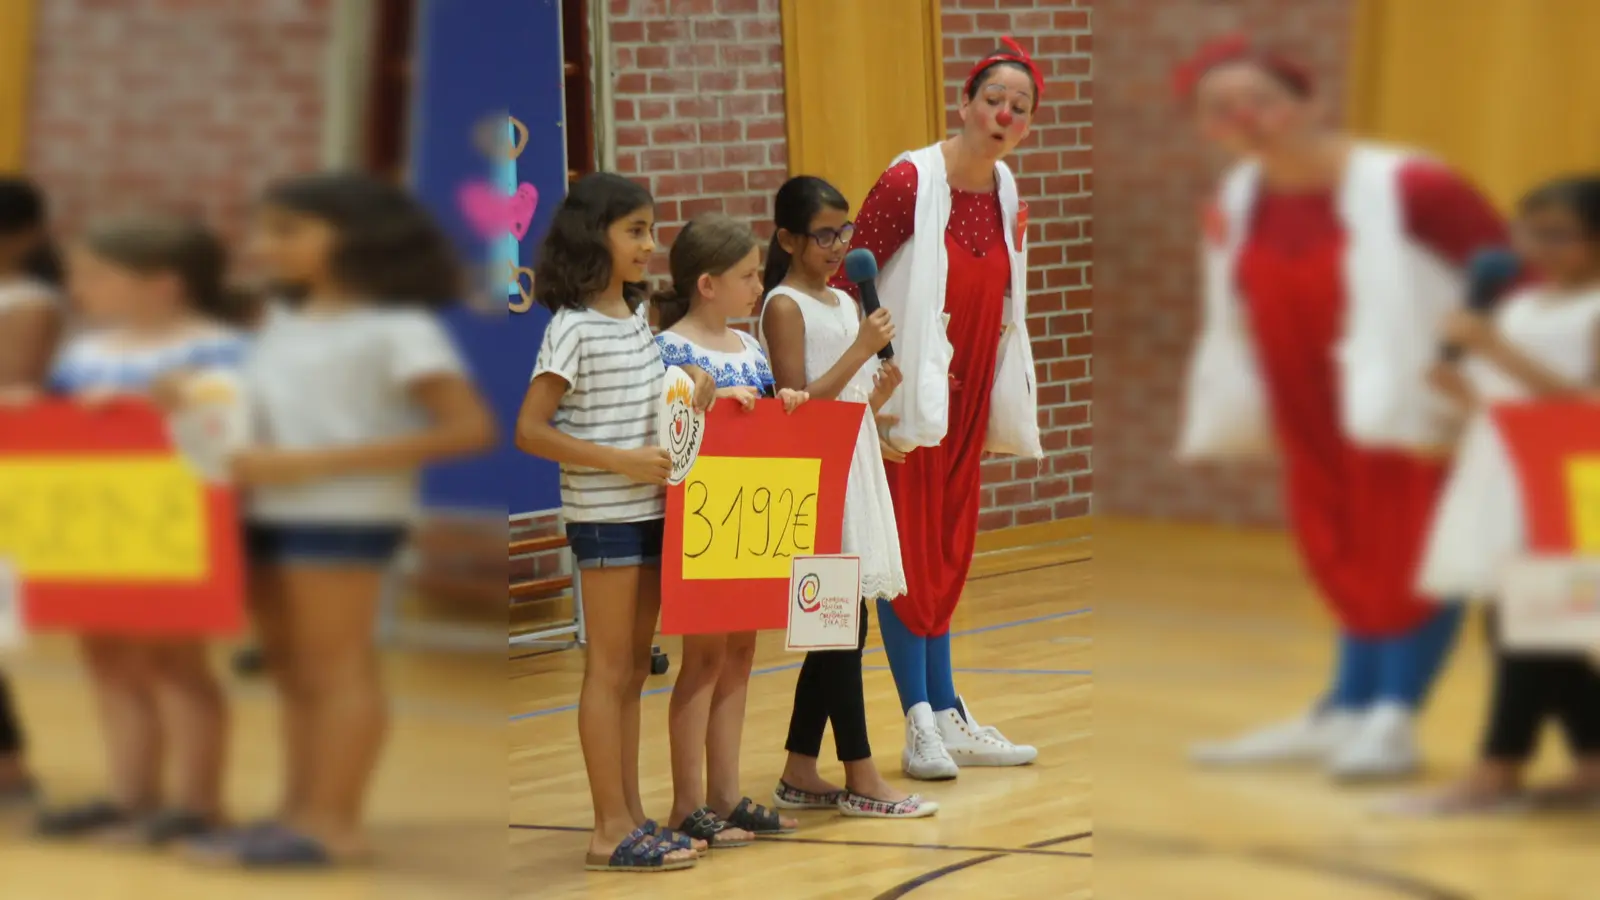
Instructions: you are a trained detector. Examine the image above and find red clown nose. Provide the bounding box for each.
[996,109,1014,128]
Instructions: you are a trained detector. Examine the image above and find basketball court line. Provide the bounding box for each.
[510,604,1094,721]
[870,832,1093,900]
[508,823,1091,859]
[1107,831,1473,900]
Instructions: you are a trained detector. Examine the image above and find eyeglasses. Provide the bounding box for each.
[807,222,855,250]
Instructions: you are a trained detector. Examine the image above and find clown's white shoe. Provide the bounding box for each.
[935,697,1038,767]
[1328,702,1420,782]
[902,702,959,781]
[1190,708,1362,767]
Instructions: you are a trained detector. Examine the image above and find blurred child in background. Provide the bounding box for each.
[0,176,64,808]
[28,216,246,846]
[1400,175,1600,815]
[191,173,496,867]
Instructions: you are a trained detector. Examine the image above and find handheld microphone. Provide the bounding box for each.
[1442,247,1520,362]
[843,248,893,360]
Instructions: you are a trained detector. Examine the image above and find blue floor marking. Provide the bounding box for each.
[510,605,1092,721]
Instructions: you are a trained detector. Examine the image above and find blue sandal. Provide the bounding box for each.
[584,823,696,873]
[643,819,707,857]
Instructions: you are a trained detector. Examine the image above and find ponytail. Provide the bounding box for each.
[761,232,791,297]
[651,284,692,330]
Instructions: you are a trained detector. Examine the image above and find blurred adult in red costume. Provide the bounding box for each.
[833,39,1044,781]
[1175,37,1507,780]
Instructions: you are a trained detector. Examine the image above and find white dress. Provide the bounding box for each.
[760,285,907,603]
[1417,286,1600,599]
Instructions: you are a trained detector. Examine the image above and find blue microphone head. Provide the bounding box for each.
[1469,247,1520,284]
[842,248,879,285]
[1466,247,1520,311]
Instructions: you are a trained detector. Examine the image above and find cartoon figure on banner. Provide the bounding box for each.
[457,114,538,313]
[659,367,706,485]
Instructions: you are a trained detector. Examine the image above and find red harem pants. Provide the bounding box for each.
[885,234,1009,637]
[1238,208,1449,638]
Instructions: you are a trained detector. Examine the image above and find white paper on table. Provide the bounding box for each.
[785,555,862,652]
[1499,555,1600,653]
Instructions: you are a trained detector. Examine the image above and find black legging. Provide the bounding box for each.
[0,669,23,756]
[785,600,871,763]
[1482,613,1600,762]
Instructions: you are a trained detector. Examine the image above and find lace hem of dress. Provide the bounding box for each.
[861,573,908,604]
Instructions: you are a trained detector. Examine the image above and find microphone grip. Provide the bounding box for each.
[857,280,895,360]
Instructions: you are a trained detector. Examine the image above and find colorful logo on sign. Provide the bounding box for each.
[796,572,822,613]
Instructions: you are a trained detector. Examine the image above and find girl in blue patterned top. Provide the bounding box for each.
[652,214,807,846]
[28,216,246,847]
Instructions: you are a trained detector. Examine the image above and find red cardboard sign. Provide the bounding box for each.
[1490,401,1600,553]
[0,399,246,636]
[660,398,863,635]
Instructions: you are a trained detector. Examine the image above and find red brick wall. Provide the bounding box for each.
[26,0,332,238]
[607,0,788,256]
[601,0,1094,533]
[1092,0,1355,525]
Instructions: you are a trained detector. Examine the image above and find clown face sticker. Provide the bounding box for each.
[658,367,705,486]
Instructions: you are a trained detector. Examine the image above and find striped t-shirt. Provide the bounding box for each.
[532,303,667,523]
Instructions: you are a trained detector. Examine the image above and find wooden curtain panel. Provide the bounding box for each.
[780,0,943,209]
[1348,0,1600,210]
[0,0,36,173]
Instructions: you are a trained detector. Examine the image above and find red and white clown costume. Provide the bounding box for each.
[1177,38,1507,779]
[834,37,1045,779]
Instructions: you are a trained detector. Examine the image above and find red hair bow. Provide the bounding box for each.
[963,35,1045,102]
[1171,34,1312,102]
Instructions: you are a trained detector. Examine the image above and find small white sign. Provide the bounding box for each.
[168,369,251,484]
[1500,556,1600,652]
[658,367,706,486]
[785,555,862,652]
[0,558,23,649]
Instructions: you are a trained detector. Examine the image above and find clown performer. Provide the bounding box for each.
[833,37,1044,780]
[1175,37,1509,780]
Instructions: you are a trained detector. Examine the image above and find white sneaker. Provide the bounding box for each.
[1189,708,1362,767]
[901,702,959,781]
[936,699,1038,767]
[1328,701,1420,782]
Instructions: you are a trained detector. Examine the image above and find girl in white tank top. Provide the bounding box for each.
[759,176,936,819]
[1399,176,1600,817]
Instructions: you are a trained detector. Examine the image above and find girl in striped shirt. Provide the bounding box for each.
[517,173,715,874]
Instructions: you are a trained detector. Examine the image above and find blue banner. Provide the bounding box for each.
[409,0,566,516]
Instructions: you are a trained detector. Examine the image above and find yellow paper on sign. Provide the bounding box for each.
[1565,458,1600,554]
[0,458,207,580]
[680,456,821,581]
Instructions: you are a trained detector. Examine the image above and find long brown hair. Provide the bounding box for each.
[652,213,759,329]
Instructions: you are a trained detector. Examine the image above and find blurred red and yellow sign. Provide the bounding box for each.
[0,400,245,637]
[1491,402,1600,649]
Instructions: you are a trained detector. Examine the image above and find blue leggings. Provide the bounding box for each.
[877,598,959,714]
[1325,603,1465,711]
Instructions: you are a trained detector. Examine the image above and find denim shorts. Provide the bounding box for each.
[246,523,409,567]
[565,519,665,569]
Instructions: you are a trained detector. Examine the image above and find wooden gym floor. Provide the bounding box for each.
[1094,517,1600,900]
[0,636,505,900]
[509,525,1094,900]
